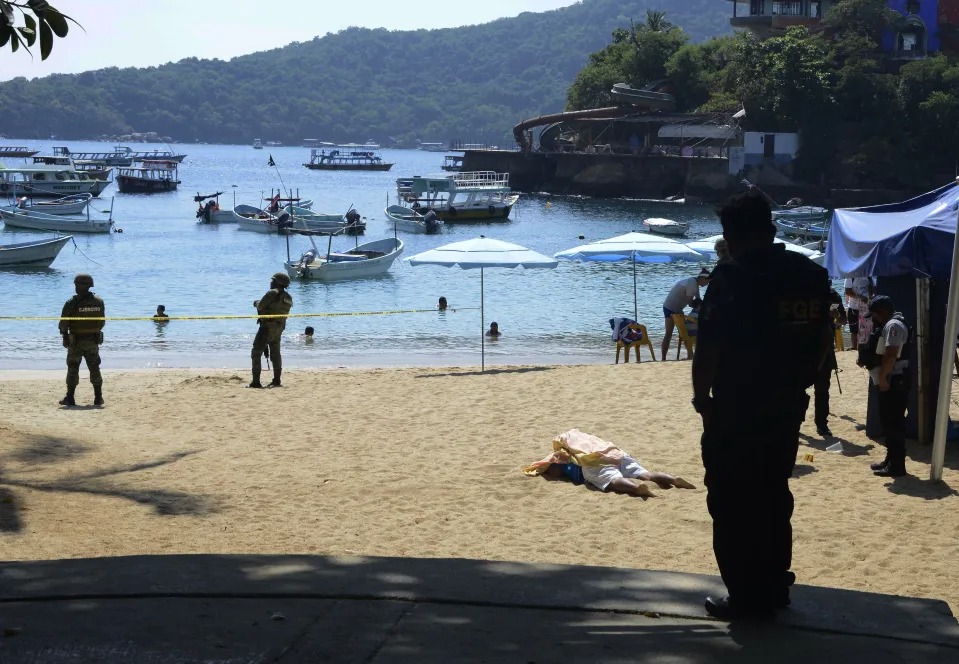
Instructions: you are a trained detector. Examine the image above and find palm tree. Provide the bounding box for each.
[644,9,673,33]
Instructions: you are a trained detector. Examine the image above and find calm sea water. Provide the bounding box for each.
[0,141,726,370]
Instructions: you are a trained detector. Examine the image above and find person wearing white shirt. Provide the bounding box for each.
[661,269,710,359]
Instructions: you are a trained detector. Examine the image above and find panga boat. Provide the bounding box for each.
[3,193,92,215]
[771,205,829,222]
[775,217,829,240]
[643,217,690,237]
[285,237,404,282]
[195,192,234,223]
[384,205,443,234]
[0,235,73,267]
[285,205,366,236]
[233,204,284,233]
[394,171,518,222]
[116,160,180,193]
[0,203,114,234]
[303,147,393,171]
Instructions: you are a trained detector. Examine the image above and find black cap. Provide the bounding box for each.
[866,295,895,316]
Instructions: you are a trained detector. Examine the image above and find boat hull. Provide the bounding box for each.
[775,218,829,240]
[771,206,828,222]
[197,209,236,223]
[116,176,180,193]
[303,163,394,171]
[0,209,112,233]
[0,235,72,267]
[0,179,110,198]
[643,219,690,237]
[284,238,404,281]
[384,206,443,234]
[2,193,92,216]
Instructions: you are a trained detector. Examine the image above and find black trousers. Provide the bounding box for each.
[703,398,806,608]
[813,361,832,429]
[878,381,908,472]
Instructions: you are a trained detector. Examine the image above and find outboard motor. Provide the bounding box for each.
[276,211,293,231]
[298,249,318,268]
[424,209,440,234]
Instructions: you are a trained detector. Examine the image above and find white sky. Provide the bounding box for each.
[0,0,576,81]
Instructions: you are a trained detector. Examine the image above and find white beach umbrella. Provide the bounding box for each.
[406,237,558,371]
[554,232,705,319]
[686,234,822,260]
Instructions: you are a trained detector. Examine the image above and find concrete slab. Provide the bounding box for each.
[1,555,957,663]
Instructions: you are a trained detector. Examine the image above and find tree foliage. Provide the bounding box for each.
[568,0,959,189]
[0,1,77,60]
[0,0,729,145]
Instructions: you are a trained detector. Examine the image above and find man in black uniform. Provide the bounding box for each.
[692,193,832,620]
[812,290,845,437]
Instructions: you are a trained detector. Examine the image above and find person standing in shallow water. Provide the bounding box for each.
[59,273,106,407]
[250,272,293,389]
[438,296,448,311]
[692,193,832,620]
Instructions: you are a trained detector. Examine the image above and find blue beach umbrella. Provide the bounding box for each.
[406,237,558,371]
[554,232,704,320]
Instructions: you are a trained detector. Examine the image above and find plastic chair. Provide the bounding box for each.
[670,314,696,360]
[615,323,656,363]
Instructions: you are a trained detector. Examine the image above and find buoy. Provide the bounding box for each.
[578,235,585,240]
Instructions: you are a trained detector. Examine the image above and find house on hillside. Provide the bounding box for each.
[724,0,959,59]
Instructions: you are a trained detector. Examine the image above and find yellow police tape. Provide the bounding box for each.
[0,307,477,322]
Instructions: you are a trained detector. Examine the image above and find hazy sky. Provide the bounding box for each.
[0,0,576,81]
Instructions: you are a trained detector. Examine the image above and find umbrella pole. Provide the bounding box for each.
[632,250,638,320]
[481,267,485,372]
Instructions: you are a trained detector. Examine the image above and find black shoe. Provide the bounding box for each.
[816,425,832,437]
[704,596,774,621]
[93,389,104,406]
[874,466,906,478]
[269,379,282,388]
[869,459,889,471]
[248,381,264,389]
[59,394,76,407]
[855,424,867,431]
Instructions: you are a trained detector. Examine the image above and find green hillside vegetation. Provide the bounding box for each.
[0,0,729,145]
[569,0,959,189]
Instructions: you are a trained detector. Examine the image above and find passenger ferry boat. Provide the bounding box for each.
[31,155,113,181]
[52,146,133,167]
[303,146,393,171]
[0,146,39,159]
[115,160,180,193]
[0,162,112,198]
[394,171,518,221]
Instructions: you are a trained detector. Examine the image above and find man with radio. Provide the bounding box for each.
[59,273,106,407]
[857,295,911,477]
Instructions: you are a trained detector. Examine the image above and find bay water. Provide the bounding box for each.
[0,142,725,370]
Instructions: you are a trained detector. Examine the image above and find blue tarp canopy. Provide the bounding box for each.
[824,181,959,278]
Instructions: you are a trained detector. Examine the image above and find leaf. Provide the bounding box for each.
[10,33,19,52]
[45,9,69,38]
[24,13,36,36]
[0,26,10,48]
[39,19,52,60]
[18,27,36,47]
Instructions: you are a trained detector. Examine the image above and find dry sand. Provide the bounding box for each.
[1,353,958,614]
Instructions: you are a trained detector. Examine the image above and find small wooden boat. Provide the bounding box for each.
[3,193,92,215]
[284,237,404,282]
[195,192,235,223]
[0,235,72,267]
[0,205,113,233]
[775,217,829,240]
[233,204,283,233]
[116,160,180,193]
[384,205,443,234]
[643,217,690,237]
[771,205,829,222]
[286,205,365,235]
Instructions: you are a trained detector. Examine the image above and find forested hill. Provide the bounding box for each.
[0,0,729,145]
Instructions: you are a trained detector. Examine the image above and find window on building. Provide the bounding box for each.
[810,1,821,18]
[772,1,803,16]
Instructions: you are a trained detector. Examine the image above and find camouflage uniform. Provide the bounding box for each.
[59,276,105,400]
[251,272,293,387]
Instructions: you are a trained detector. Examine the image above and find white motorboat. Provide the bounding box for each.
[771,205,829,222]
[393,171,518,221]
[284,237,404,282]
[384,205,443,234]
[286,205,365,235]
[233,204,283,233]
[3,193,92,215]
[643,217,690,237]
[0,162,112,198]
[775,217,829,240]
[0,235,73,267]
[1,206,113,233]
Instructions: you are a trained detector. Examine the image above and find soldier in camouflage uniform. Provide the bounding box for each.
[250,271,294,388]
[59,273,106,407]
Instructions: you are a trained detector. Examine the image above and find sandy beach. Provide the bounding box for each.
[2,352,958,614]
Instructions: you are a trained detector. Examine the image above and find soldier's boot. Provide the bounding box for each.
[93,386,104,406]
[270,368,282,388]
[59,389,76,407]
[249,369,263,389]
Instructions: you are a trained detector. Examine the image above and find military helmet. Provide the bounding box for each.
[74,273,94,286]
[272,271,291,287]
